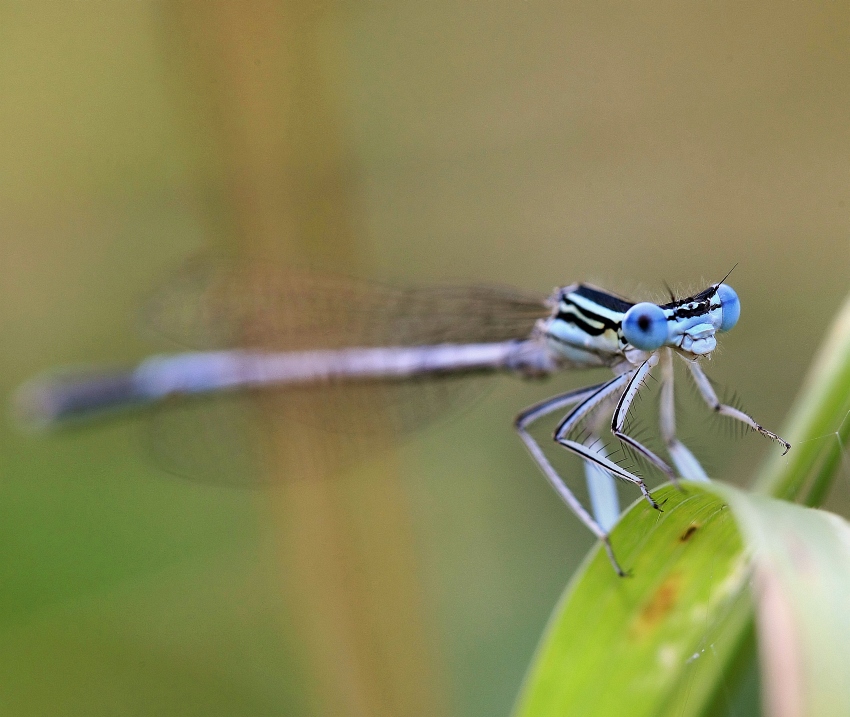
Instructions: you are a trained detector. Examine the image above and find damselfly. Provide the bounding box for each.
[15,257,789,575]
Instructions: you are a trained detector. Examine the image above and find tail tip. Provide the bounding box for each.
[11,378,64,432]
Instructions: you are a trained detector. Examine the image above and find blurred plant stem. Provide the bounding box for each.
[754,291,850,505]
[160,3,447,715]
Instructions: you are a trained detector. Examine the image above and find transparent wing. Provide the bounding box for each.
[144,253,549,350]
[141,254,552,484]
[144,373,500,485]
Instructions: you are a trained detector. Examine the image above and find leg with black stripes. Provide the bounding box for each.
[553,368,663,510]
[515,382,628,576]
[609,355,679,483]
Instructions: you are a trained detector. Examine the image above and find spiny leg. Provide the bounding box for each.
[609,354,679,484]
[685,359,791,454]
[658,348,710,482]
[553,370,662,511]
[515,382,627,576]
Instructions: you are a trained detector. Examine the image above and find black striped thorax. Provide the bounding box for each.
[539,284,634,364]
[554,284,632,342]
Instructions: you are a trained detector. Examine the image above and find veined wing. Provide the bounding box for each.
[144,253,550,351]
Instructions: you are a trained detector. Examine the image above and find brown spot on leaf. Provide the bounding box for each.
[680,524,700,542]
[630,573,681,639]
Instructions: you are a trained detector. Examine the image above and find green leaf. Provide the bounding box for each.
[514,483,752,717]
[715,487,850,717]
[754,293,850,505]
[515,482,850,717]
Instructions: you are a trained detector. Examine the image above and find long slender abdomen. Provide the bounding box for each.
[15,342,531,428]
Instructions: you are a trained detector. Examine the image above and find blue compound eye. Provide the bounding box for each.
[717,283,740,332]
[622,302,668,351]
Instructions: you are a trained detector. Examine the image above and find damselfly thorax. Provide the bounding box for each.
[15,256,789,575]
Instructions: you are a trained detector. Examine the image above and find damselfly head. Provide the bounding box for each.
[621,282,740,356]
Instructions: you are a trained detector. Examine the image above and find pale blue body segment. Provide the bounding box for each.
[14,270,788,576]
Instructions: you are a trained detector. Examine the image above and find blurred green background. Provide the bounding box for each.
[0,2,849,715]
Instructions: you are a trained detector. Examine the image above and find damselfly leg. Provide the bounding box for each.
[608,356,677,482]
[658,348,710,482]
[514,383,631,575]
[686,358,791,454]
[516,373,672,576]
[551,373,662,508]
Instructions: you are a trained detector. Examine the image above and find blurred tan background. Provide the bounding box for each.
[0,2,848,715]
